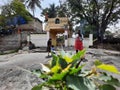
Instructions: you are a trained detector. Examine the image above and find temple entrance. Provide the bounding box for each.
[45,17,70,47]
[49,29,64,46]
[56,34,65,46]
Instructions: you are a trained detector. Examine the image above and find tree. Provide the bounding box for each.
[25,0,41,16]
[1,4,13,17]
[48,4,57,18]
[0,15,6,27]
[1,0,32,22]
[41,3,57,22]
[11,0,32,21]
[41,3,67,21]
[66,0,120,42]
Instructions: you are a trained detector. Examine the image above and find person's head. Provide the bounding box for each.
[49,38,51,41]
[77,30,82,37]
[51,45,54,47]
[29,41,32,44]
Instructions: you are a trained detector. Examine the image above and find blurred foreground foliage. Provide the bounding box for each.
[32,49,120,90]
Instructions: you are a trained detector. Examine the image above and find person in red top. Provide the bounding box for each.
[74,31,88,63]
[75,31,83,53]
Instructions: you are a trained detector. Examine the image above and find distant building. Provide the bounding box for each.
[0,15,43,51]
[17,17,43,33]
[6,15,43,33]
[45,17,70,46]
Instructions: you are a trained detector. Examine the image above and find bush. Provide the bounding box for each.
[32,49,120,90]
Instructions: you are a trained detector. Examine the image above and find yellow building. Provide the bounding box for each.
[45,17,69,46]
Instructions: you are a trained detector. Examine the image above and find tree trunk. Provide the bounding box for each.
[99,25,106,43]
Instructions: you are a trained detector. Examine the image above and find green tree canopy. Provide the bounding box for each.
[11,0,32,21]
[41,3,67,22]
[66,0,120,42]
[25,0,41,16]
[1,0,32,21]
[0,15,6,27]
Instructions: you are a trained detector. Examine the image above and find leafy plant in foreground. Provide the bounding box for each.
[32,49,120,90]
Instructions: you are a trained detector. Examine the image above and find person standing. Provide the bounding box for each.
[74,31,88,63]
[47,38,52,56]
[74,31,83,53]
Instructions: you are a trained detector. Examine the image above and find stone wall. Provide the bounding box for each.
[0,32,29,51]
[0,34,20,51]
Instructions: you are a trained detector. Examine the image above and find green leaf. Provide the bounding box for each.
[51,54,58,68]
[40,63,50,73]
[72,49,86,61]
[32,70,41,77]
[59,50,74,63]
[51,63,61,73]
[97,64,120,74]
[66,75,96,90]
[40,73,49,79]
[49,71,68,81]
[69,65,85,75]
[94,60,102,66]
[32,85,42,90]
[64,55,73,63]
[98,72,120,87]
[107,76,120,87]
[59,57,68,69]
[98,73,111,81]
[99,84,116,90]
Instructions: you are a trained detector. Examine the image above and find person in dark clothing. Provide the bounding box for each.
[47,38,52,56]
[28,41,35,50]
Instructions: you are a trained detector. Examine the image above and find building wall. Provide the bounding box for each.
[28,33,93,48]
[68,34,93,48]
[45,17,69,46]
[29,20,43,33]
[28,34,48,47]
[17,19,43,33]
[45,17,69,31]
[0,33,20,51]
[0,31,32,51]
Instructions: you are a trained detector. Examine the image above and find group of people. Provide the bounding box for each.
[47,30,84,57]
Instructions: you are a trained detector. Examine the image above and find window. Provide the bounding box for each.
[55,18,60,24]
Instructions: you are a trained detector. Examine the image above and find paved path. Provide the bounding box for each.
[0,52,50,68]
[0,48,120,90]
[0,51,52,90]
